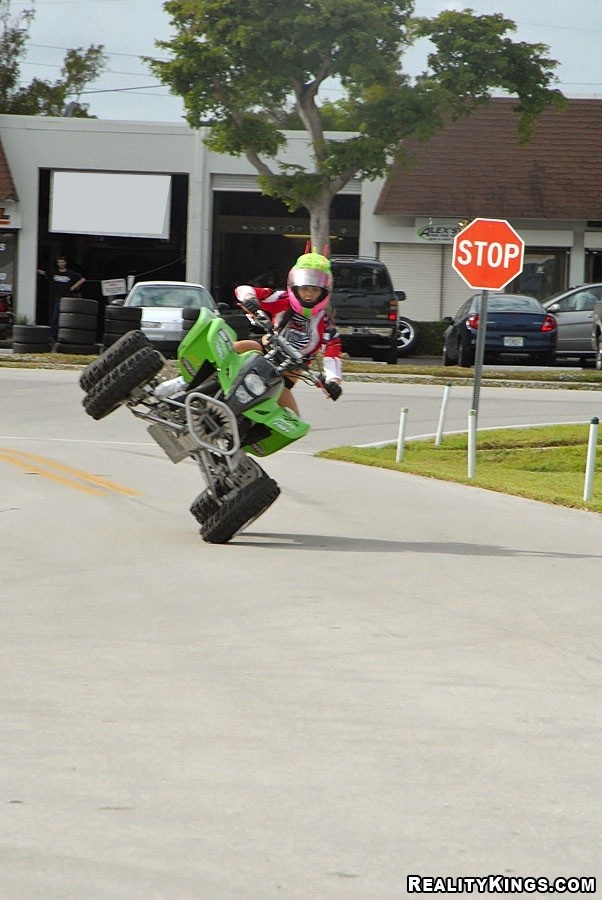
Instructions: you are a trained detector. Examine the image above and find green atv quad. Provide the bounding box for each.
[79,306,339,543]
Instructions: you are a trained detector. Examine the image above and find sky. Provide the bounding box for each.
[15,0,602,123]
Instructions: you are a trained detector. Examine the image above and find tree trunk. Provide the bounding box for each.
[306,193,333,255]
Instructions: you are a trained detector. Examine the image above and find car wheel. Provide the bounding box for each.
[458,341,475,367]
[372,344,398,365]
[396,317,418,356]
[442,347,457,367]
[596,335,602,370]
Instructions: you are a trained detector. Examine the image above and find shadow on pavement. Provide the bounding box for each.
[236,533,600,557]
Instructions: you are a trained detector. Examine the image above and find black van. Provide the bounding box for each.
[330,256,411,363]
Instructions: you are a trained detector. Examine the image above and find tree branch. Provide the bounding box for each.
[212,77,276,178]
[329,164,361,197]
[245,146,275,178]
[292,69,328,164]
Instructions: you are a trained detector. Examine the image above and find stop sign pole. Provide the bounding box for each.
[452,217,525,414]
[452,218,525,475]
[471,290,489,415]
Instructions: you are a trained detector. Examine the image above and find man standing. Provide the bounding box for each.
[38,257,86,341]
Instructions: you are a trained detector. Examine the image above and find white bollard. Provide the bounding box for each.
[583,416,599,502]
[396,407,409,463]
[467,409,477,479]
[435,382,452,446]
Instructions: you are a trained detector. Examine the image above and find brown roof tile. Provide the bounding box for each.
[0,135,17,201]
[375,98,602,220]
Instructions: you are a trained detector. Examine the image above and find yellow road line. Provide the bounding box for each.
[0,446,141,497]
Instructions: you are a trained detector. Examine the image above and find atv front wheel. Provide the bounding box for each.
[83,346,163,420]
[200,474,280,544]
[189,489,220,525]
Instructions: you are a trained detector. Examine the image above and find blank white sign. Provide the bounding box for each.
[50,171,172,238]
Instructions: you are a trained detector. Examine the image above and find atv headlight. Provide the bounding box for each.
[235,385,253,404]
[243,373,267,396]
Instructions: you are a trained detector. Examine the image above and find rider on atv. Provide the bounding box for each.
[233,251,343,416]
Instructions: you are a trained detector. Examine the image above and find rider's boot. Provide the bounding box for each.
[154,375,187,398]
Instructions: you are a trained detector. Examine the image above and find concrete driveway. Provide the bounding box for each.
[1,369,600,898]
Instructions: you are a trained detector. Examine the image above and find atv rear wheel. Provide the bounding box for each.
[200,473,280,544]
[83,346,163,420]
[79,329,153,392]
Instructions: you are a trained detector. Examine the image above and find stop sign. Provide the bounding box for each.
[452,218,524,290]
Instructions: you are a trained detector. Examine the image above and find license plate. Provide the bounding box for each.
[503,336,524,347]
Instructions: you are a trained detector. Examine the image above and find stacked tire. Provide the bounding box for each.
[182,307,200,335]
[12,324,53,354]
[103,305,142,349]
[55,297,99,354]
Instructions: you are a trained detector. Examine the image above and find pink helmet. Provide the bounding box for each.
[287,252,333,317]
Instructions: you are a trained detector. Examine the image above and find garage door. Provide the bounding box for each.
[380,243,473,321]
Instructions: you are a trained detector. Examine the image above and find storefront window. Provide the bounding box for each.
[585,250,602,283]
[510,248,567,300]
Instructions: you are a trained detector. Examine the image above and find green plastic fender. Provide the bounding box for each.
[176,307,311,457]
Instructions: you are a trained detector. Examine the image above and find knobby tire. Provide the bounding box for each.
[82,346,163,420]
[79,329,153,392]
[200,474,281,544]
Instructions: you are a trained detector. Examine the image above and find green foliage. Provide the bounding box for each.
[411,9,565,141]
[411,320,447,355]
[319,425,602,513]
[0,0,106,117]
[150,1,562,225]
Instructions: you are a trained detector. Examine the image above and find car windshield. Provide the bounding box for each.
[128,285,214,310]
[332,265,390,291]
[480,296,543,314]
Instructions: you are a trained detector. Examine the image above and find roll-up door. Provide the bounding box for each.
[379,243,443,321]
[380,243,473,321]
[441,244,474,318]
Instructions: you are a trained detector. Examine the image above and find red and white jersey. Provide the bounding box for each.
[235,285,342,382]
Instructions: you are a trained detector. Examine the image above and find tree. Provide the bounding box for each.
[149,0,563,250]
[0,0,106,117]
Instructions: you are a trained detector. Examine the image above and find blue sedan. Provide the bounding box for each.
[442,293,557,367]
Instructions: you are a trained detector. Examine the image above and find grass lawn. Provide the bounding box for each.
[317,424,602,514]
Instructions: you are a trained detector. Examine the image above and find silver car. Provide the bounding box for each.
[542,283,602,366]
[122,280,218,350]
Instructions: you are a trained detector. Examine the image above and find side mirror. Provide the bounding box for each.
[109,297,125,306]
[395,290,406,302]
[442,316,454,325]
[546,303,559,313]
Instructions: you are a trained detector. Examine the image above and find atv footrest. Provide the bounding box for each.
[147,423,190,463]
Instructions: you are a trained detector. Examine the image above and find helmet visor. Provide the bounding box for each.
[289,267,331,292]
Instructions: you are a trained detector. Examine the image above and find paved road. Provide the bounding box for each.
[2,368,600,898]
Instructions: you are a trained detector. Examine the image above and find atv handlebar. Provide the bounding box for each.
[237,304,341,401]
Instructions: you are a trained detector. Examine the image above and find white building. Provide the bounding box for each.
[1,98,601,326]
